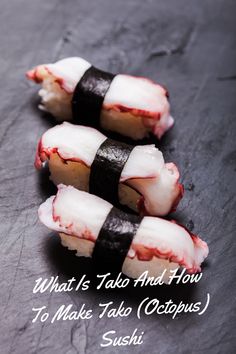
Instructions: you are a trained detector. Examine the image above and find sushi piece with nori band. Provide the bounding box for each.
[26,57,174,140]
[72,66,115,127]
[38,185,209,281]
[90,138,134,206]
[92,207,142,273]
[35,122,184,216]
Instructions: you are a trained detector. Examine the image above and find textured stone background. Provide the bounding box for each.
[0,0,236,353]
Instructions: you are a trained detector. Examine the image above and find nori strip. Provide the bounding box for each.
[92,207,143,273]
[71,66,115,126]
[89,138,134,205]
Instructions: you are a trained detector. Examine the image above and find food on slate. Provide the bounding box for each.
[27,57,174,140]
[38,184,208,280]
[35,122,183,216]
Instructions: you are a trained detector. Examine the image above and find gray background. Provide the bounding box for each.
[0,0,236,353]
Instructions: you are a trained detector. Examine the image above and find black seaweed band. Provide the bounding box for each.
[89,138,134,205]
[71,66,115,126]
[92,207,143,273]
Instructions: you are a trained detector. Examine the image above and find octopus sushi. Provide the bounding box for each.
[27,57,174,140]
[35,122,183,216]
[38,185,208,280]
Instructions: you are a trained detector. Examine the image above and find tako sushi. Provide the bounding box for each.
[27,57,174,140]
[35,122,183,216]
[38,185,208,279]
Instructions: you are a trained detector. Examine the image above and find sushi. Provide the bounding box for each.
[27,57,174,140]
[38,184,208,280]
[35,122,183,216]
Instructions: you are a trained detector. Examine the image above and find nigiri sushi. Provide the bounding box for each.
[39,185,208,280]
[35,122,183,216]
[27,57,174,140]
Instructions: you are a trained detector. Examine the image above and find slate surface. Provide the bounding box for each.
[0,0,236,353]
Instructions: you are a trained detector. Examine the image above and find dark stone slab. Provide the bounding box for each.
[0,0,236,353]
